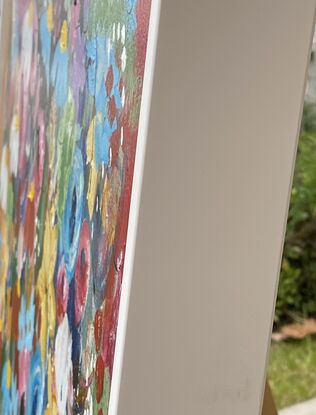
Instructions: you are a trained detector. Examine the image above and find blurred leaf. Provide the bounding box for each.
[275,103,316,326]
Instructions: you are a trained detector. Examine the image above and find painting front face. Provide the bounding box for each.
[0,0,151,413]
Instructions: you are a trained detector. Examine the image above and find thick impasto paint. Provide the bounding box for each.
[0,1,151,413]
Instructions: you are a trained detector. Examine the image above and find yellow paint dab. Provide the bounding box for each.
[45,351,58,414]
[15,114,20,130]
[86,117,95,163]
[101,175,110,228]
[86,117,98,219]
[17,278,21,298]
[60,20,68,53]
[28,182,35,201]
[87,163,98,219]
[47,2,54,32]
[28,2,34,27]
[37,273,48,363]
[6,360,11,389]
[36,206,57,362]
[102,168,121,246]
[47,283,56,338]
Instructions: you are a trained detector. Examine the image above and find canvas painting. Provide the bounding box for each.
[0,0,151,413]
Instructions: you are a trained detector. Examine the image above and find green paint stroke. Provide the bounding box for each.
[56,94,77,223]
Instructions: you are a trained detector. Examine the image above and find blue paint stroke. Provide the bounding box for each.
[26,349,45,415]
[18,290,35,351]
[39,12,51,89]
[61,148,84,280]
[51,44,69,107]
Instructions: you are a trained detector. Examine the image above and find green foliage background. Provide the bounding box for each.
[275,104,316,325]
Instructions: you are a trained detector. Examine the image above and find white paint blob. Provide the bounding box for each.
[117,22,121,41]
[112,23,116,42]
[54,316,73,415]
[21,9,33,89]
[121,24,126,44]
[121,86,125,107]
[121,47,126,72]
[10,114,19,176]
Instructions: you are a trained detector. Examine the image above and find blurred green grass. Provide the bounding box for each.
[268,336,316,409]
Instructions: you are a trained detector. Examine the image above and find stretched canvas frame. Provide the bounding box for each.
[0,1,158,414]
[0,1,315,415]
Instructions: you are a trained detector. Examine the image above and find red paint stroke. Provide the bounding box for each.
[56,259,69,324]
[24,197,35,257]
[108,96,116,128]
[95,355,105,404]
[74,219,91,325]
[18,350,30,398]
[94,308,103,354]
[105,66,114,97]
[109,128,120,171]
[136,0,152,79]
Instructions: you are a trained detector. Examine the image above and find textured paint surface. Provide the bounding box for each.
[0,0,151,413]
